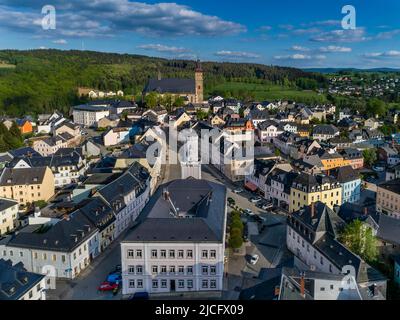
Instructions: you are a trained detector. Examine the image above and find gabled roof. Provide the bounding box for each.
[5,211,97,252]
[0,259,44,300]
[0,167,49,186]
[144,78,195,94]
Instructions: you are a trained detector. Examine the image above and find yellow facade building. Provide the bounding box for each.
[0,167,55,206]
[289,173,342,213]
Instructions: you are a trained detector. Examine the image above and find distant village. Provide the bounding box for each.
[1,62,400,301]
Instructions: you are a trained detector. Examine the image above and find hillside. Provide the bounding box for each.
[0,49,326,116]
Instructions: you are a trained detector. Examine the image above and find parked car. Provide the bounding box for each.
[244,209,255,216]
[233,188,244,194]
[107,273,122,284]
[262,202,273,210]
[129,292,149,300]
[249,254,260,265]
[98,282,119,292]
[250,197,262,203]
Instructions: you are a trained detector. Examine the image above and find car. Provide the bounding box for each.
[244,209,255,216]
[107,273,122,284]
[372,165,385,172]
[98,282,119,292]
[233,188,244,194]
[129,292,149,300]
[249,254,260,265]
[250,197,262,203]
[262,202,273,210]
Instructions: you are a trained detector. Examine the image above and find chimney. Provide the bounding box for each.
[310,202,315,218]
[163,189,170,201]
[364,207,368,216]
[274,286,281,297]
[300,272,306,297]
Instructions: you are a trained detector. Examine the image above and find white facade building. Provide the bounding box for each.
[72,105,110,127]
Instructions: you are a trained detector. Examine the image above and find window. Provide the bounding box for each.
[137,280,143,288]
[210,250,217,259]
[136,266,143,275]
[161,266,167,274]
[52,254,56,262]
[178,280,185,289]
[152,266,158,274]
[187,266,193,275]
[202,250,208,259]
[187,250,193,258]
[202,266,208,275]
[178,266,184,274]
[178,250,184,259]
[210,280,217,289]
[320,257,324,265]
[152,280,158,289]
[62,255,66,263]
[169,266,176,274]
[320,287,325,291]
[129,280,135,288]
[136,250,143,258]
[161,280,167,289]
[161,250,167,258]
[187,280,193,289]
[210,266,216,275]
[127,250,134,258]
[29,291,33,299]
[169,250,175,258]
[202,280,208,289]
[128,266,135,274]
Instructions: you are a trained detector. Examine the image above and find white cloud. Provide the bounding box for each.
[0,1,246,38]
[291,45,310,52]
[363,50,400,58]
[274,54,326,61]
[319,46,352,53]
[311,28,369,43]
[53,39,67,45]
[138,44,190,53]
[215,50,261,59]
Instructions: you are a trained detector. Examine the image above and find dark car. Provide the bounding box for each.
[129,292,150,300]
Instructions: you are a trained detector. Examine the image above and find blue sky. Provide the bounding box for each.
[1,0,400,68]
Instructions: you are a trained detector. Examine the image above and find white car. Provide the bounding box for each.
[249,254,259,265]
[244,209,255,216]
[233,188,244,194]
[250,197,262,203]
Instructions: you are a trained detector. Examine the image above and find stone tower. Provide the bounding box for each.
[195,60,204,103]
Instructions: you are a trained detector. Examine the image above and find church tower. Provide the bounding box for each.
[195,60,204,103]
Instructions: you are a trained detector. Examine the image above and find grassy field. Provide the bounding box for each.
[206,81,327,103]
[0,62,16,69]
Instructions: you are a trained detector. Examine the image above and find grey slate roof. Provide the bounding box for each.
[0,198,18,212]
[0,259,44,300]
[332,165,360,183]
[0,167,48,186]
[377,214,400,246]
[378,179,400,194]
[6,211,97,252]
[123,178,227,243]
[144,78,195,94]
[313,124,339,136]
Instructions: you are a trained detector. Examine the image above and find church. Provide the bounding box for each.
[142,60,204,104]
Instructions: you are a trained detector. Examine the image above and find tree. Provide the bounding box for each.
[274,148,281,157]
[173,96,185,108]
[144,92,159,108]
[196,109,208,121]
[367,98,387,117]
[229,228,243,249]
[340,219,378,263]
[363,148,377,167]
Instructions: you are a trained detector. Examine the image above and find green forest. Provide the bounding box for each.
[0,49,327,117]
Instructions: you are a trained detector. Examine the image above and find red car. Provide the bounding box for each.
[98,282,119,292]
